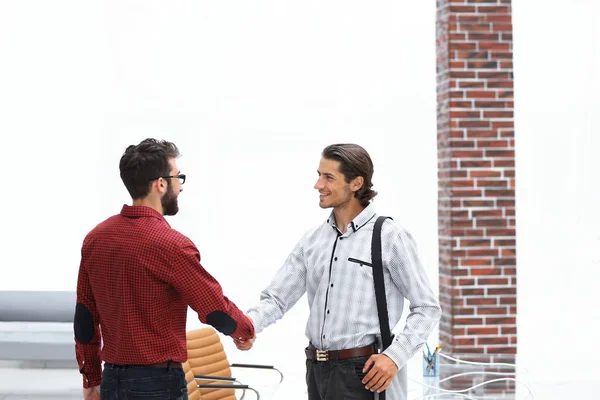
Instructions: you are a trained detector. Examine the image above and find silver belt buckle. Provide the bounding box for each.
[316,349,328,362]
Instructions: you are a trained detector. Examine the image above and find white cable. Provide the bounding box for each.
[407,372,516,395]
[410,393,478,400]
[438,352,517,368]
[410,350,534,400]
[409,377,534,400]
[439,371,516,384]
[411,377,515,393]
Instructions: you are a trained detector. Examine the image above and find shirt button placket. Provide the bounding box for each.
[322,233,343,348]
[327,257,337,323]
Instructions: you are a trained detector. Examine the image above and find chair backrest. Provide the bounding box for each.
[186,327,236,400]
[183,361,203,400]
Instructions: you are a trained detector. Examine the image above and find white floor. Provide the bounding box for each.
[1,361,598,400]
[0,366,81,399]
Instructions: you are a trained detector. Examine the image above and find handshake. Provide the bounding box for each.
[233,314,256,351]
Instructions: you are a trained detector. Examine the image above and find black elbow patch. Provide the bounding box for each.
[74,303,95,344]
[206,311,237,335]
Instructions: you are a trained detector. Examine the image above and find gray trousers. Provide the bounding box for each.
[306,355,376,400]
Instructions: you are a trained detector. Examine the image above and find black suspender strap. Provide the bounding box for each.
[371,215,393,400]
[372,216,393,351]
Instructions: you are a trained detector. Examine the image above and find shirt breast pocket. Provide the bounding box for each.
[347,257,373,268]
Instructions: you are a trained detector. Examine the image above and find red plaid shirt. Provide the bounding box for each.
[75,205,254,388]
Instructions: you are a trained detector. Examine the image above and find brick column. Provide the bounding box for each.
[436,0,516,389]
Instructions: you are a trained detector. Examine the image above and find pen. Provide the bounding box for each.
[430,343,441,370]
[425,343,432,359]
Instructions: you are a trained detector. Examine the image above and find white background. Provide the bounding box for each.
[513,0,600,397]
[3,1,598,399]
[0,1,439,398]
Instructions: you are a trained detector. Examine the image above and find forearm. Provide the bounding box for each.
[188,280,255,340]
[246,296,287,334]
[246,268,307,334]
[75,340,102,388]
[74,303,102,387]
[205,295,255,340]
[246,239,308,333]
[384,302,442,368]
[171,241,255,340]
[75,255,102,388]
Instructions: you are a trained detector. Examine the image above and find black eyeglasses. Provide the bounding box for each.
[149,174,186,185]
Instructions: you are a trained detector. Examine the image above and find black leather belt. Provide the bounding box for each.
[105,361,182,369]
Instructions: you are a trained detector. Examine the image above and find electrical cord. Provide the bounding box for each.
[410,393,478,400]
[407,351,534,400]
[439,371,515,384]
[439,352,519,368]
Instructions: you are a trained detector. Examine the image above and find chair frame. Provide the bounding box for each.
[192,361,285,400]
[186,327,284,400]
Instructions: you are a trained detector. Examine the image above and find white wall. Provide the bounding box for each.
[0,1,438,397]
[514,0,600,390]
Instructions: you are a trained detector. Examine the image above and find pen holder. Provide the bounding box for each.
[423,351,439,377]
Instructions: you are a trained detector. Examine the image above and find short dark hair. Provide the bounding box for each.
[119,138,180,200]
[322,143,377,207]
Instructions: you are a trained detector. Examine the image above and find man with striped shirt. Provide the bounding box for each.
[242,144,441,400]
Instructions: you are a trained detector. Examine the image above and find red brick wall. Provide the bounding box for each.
[436,0,516,368]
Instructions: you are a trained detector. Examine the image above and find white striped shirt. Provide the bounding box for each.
[247,204,441,399]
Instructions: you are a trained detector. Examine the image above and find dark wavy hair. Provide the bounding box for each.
[322,144,377,206]
[119,138,180,200]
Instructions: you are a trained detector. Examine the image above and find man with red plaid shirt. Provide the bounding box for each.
[74,139,255,400]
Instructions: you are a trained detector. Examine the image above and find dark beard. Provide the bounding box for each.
[161,184,179,216]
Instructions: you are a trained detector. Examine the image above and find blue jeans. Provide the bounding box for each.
[100,363,188,400]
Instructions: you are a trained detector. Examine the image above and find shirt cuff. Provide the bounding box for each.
[382,341,408,370]
[82,368,102,388]
[245,310,265,334]
[230,314,255,341]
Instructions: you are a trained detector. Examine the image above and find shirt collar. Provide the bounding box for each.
[120,204,169,225]
[326,203,377,233]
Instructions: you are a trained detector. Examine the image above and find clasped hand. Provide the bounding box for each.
[233,336,255,350]
[233,315,256,350]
